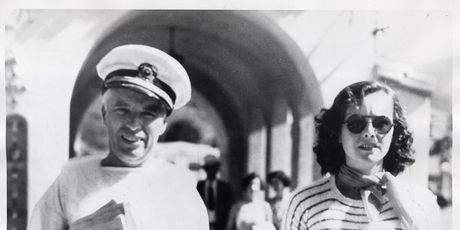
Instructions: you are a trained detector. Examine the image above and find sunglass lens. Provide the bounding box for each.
[373,117,392,134]
[346,116,367,134]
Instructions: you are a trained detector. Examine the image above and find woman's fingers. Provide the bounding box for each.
[381,173,428,230]
[380,172,395,184]
[381,172,405,203]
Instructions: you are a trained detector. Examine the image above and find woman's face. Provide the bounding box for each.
[270,178,285,194]
[340,91,394,174]
[246,177,262,199]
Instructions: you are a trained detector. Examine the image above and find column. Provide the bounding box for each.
[247,107,267,177]
[267,93,292,178]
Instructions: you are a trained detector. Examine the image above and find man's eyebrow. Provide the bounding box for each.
[111,101,129,107]
[144,103,165,112]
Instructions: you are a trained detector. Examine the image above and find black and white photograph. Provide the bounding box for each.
[3,7,457,230]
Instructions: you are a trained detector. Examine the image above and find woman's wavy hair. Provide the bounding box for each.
[242,173,265,191]
[267,170,292,187]
[313,81,415,175]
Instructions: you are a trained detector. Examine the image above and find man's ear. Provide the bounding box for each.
[160,120,168,134]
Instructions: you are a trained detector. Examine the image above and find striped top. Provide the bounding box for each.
[283,176,439,230]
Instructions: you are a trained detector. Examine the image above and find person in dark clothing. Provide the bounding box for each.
[198,155,234,230]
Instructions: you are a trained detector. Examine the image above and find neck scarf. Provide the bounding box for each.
[337,165,388,211]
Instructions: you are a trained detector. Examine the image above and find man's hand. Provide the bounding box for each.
[69,201,134,230]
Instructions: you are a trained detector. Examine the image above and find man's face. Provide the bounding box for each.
[102,88,168,167]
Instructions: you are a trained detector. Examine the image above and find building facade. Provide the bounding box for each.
[5,10,452,228]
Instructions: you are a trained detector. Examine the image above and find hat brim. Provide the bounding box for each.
[105,76,174,110]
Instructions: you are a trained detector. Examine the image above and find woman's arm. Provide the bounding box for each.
[382,172,441,230]
[282,195,308,230]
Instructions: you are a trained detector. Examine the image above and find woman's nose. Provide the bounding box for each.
[362,120,376,139]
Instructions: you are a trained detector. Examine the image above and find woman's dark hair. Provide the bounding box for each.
[313,81,415,175]
[267,170,291,187]
[242,173,264,190]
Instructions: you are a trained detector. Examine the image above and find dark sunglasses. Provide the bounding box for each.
[344,115,393,134]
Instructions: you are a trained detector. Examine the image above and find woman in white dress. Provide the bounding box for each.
[267,171,291,230]
[226,173,275,230]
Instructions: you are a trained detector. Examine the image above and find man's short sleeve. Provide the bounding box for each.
[28,176,67,230]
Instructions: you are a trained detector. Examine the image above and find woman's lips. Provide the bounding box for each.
[358,143,379,150]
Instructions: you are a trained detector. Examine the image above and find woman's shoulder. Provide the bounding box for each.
[287,176,333,208]
[290,176,332,198]
[231,200,246,210]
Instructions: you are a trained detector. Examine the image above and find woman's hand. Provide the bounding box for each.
[381,172,428,230]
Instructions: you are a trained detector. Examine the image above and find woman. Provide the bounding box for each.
[226,173,275,230]
[283,81,440,230]
[267,171,291,230]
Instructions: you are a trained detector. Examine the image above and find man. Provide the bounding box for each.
[28,44,209,230]
[197,155,233,230]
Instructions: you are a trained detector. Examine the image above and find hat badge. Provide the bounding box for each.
[138,63,158,82]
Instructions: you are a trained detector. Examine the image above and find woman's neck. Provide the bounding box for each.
[347,163,383,176]
[243,192,257,202]
[335,174,361,199]
[335,164,385,200]
[274,193,283,199]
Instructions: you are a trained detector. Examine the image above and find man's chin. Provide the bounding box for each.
[117,153,149,167]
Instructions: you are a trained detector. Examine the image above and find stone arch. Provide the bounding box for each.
[69,10,323,190]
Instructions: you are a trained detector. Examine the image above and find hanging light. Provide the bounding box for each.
[168,26,185,63]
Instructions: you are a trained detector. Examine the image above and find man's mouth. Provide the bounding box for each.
[121,134,143,143]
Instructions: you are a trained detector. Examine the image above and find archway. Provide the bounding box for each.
[70,10,323,190]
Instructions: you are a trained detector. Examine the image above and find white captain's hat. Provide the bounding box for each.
[96,44,191,113]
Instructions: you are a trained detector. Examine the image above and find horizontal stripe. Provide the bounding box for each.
[316,228,368,230]
[287,179,331,230]
[316,228,364,230]
[288,179,330,210]
[305,198,364,211]
[309,208,367,221]
[298,198,366,230]
[308,218,369,229]
[382,217,400,221]
[298,189,332,209]
[380,207,393,214]
[315,228,403,230]
[381,200,389,206]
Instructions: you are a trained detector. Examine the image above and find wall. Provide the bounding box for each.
[5,10,449,221]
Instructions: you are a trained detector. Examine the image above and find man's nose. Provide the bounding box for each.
[125,114,142,129]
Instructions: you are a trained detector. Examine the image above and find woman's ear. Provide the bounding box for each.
[101,106,106,121]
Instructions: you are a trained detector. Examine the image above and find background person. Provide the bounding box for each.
[198,155,234,230]
[283,81,440,230]
[28,44,209,230]
[266,171,291,230]
[226,173,275,230]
